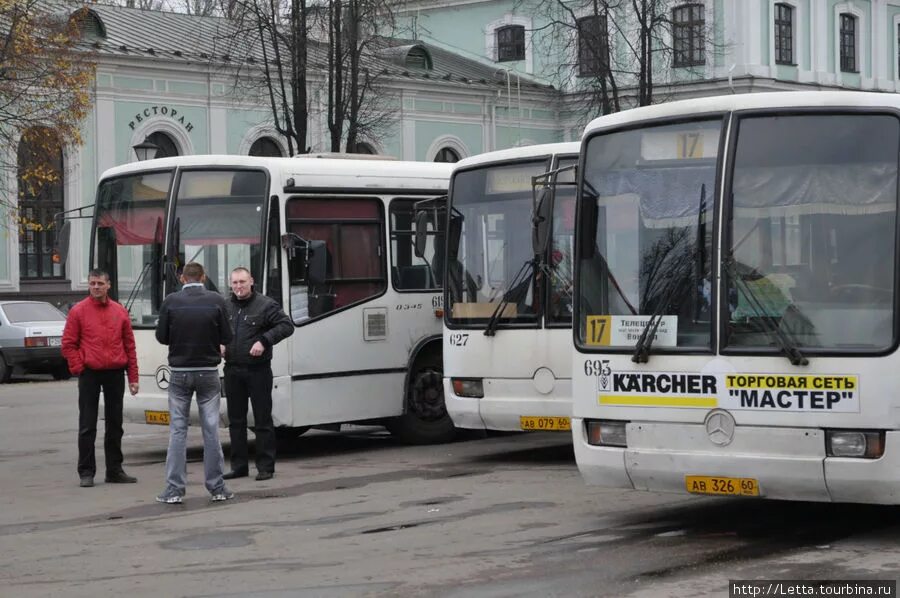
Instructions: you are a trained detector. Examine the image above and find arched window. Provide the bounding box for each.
[434,147,460,163]
[146,131,179,158]
[354,142,377,155]
[249,137,284,157]
[18,128,64,280]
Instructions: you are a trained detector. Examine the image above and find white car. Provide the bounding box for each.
[0,301,69,382]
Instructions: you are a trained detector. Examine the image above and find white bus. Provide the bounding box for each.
[440,143,578,433]
[572,91,900,504]
[67,155,456,444]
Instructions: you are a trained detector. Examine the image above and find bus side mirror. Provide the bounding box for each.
[306,240,327,286]
[532,187,553,258]
[53,220,71,267]
[414,210,429,258]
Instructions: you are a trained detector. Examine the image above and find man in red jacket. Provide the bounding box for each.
[62,269,140,488]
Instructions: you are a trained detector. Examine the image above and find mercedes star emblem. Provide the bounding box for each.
[155,365,170,390]
[704,409,736,446]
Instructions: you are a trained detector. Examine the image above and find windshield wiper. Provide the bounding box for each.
[484,258,536,337]
[632,272,684,363]
[633,184,707,363]
[723,255,808,366]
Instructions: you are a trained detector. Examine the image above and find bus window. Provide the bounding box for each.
[390,200,441,291]
[265,195,283,305]
[285,197,386,323]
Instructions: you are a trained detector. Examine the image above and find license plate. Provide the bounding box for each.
[685,475,759,497]
[48,337,61,347]
[144,410,170,425]
[520,416,571,431]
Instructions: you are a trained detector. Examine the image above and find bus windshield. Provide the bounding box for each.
[725,113,898,352]
[577,120,720,349]
[93,168,268,327]
[447,159,549,326]
[94,170,172,326]
[169,169,268,298]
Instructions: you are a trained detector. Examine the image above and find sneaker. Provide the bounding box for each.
[80,477,94,488]
[105,471,138,484]
[155,493,183,504]
[211,491,235,502]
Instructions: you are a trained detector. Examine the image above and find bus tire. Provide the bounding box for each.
[387,353,455,445]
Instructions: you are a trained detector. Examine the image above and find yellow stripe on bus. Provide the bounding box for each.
[599,395,718,408]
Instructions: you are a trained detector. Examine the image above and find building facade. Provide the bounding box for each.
[4,0,898,306]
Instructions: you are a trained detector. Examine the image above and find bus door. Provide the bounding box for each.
[283,195,402,424]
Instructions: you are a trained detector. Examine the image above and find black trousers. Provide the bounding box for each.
[224,364,275,474]
[77,368,126,478]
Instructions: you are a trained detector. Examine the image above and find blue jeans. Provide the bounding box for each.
[162,370,227,497]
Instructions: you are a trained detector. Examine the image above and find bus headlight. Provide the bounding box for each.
[451,378,483,398]
[826,430,885,459]
[585,419,628,447]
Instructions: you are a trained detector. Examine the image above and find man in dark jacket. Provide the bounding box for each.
[62,269,140,488]
[154,262,234,504]
[222,266,293,481]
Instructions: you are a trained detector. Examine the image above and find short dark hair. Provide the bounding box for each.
[88,268,109,281]
[182,262,205,282]
[230,266,251,278]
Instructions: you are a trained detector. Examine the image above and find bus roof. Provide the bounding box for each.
[452,142,580,171]
[583,90,900,137]
[98,155,452,192]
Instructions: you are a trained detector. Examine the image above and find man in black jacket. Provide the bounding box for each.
[155,262,234,504]
[222,266,294,481]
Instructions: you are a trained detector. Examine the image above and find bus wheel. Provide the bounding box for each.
[387,355,455,445]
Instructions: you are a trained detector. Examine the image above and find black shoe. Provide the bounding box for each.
[255,471,273,481]
[105,471,137,483]
[223,470,249,480]
[80,477,94,488]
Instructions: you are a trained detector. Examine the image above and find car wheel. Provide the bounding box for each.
[0,356,11,384]
[52,366,72,381]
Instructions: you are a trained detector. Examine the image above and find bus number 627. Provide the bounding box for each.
[449,333,469,347]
